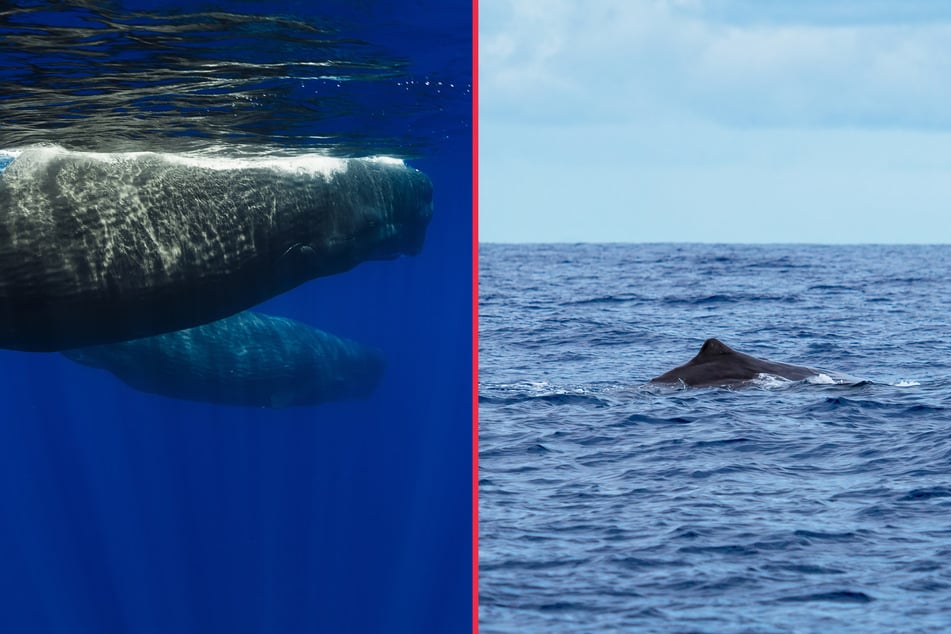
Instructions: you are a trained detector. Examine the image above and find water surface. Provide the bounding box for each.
[480,243,951,633]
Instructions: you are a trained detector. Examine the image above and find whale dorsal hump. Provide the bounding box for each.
[697,338,734,358]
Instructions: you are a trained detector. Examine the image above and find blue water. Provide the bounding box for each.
[0,2,472,633]
[479,243,951,633]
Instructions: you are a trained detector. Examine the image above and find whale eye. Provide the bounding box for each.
[276,242,319,280]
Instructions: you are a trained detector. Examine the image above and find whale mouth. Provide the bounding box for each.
[365,228,427,261]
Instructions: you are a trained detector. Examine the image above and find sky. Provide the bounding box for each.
[479,0,951,243]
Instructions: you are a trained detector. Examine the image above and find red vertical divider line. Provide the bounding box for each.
[471,0,479,631]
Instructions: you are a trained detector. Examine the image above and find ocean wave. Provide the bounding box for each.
[481,243,951,632]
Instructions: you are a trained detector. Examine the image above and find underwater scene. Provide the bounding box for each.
[0,1,472,632]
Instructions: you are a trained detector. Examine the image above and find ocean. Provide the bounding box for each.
[0,2,472,633]
[479,243,951,633]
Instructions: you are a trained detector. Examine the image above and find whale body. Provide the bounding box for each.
[0,145,432,351]
[650,338,818,387]
[62,311,385,408]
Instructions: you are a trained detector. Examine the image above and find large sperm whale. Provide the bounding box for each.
[0,145,432,351]
[62,311,384,408]
[650,338,819,387]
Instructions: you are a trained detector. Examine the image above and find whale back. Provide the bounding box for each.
[651,338,816,387]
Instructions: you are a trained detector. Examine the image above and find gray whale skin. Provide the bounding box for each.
[650,338,818,387]
[63,311,384,408]
[0,145,432,351]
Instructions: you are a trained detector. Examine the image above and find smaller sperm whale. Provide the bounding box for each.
[62,311,385,408]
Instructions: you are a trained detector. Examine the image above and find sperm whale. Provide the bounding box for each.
[63,311,385,408]
[0,145,432,351]
[650,338,819,387]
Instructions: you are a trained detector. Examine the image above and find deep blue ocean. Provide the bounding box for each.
[0,2,472,633]
[479,243,951,633]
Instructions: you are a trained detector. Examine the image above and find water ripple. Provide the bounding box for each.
[481,244,951,633]
[0,1,469,155]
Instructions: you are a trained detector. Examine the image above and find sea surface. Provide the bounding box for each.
[0,2,472,633]
[479,243,951,633]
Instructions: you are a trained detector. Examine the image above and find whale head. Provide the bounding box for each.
[281,159,434,286]
[359,161,434,260]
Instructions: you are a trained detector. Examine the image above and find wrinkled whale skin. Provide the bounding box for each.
[0,146,432,351]
[650,338,817,387]
[63,311,385,408]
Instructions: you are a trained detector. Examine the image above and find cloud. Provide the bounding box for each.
[480,0,951,128]
[686,0,951,26]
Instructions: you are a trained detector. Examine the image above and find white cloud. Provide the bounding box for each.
[480,0,951,128]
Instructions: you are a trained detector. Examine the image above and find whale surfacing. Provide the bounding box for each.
[650,338,818,387]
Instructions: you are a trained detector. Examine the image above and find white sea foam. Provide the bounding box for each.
[488,381,594,397]
[164,152,354,175]
[3,143,405,176]
[751,372,840,389]
[894,379,920,387]
[751,373,794,389]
